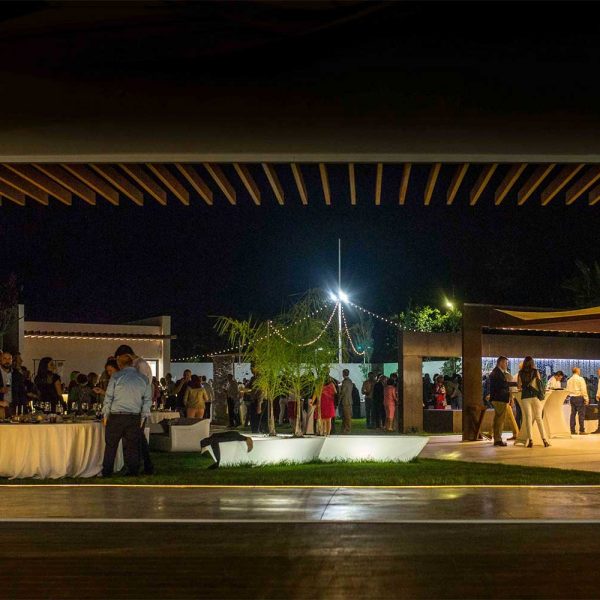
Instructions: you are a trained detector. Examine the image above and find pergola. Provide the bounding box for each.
[1,162,599,208]
[462,304,600,440]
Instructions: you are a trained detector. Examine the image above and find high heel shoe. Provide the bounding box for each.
[526,439,533,448]
[543,439,551,447]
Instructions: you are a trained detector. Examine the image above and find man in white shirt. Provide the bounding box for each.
[566,367,589,435]
[546,371,564,391]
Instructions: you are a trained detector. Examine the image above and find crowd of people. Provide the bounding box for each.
[422,373,463,410]
[484,356,600,447]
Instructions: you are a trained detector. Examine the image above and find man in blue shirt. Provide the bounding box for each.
[101,354,152,477]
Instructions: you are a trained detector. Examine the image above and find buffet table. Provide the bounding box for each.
[0,421,123,479]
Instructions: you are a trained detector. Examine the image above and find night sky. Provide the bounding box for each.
[1,1,600,359]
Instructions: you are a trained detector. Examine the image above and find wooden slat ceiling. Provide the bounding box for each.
[1,163,600,207]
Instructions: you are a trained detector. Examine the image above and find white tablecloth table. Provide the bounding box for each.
[0,421,123,479]
[148,411,180,433]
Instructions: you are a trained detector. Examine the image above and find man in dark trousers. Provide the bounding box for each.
[101,354,152,477]
[489,356,516,447]
[0,351,27,416]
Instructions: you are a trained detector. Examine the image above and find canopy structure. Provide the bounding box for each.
[462,304,600,440]
[1,162,599,208]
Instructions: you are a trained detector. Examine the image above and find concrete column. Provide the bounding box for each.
[398,331,424,433]
[462,308,483,441]
[160,315,171,379]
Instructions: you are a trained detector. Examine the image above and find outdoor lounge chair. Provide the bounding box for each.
[150,418,211,452]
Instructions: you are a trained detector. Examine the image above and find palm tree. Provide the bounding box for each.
[562,260,600,307]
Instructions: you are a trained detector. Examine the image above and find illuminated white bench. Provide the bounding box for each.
[210,435,428,467]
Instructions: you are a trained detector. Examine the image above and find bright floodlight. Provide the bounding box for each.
[329,291,338,302]
[446,300,454,310]
[339,290,349,302]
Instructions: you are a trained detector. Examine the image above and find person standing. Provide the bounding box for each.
[517,356,550,447]
[339,369,353,434]
[372,374,386,429]
[361,372,376,428]
[0,351,27,416]
[318,377,337,436]
[174,370,192,415]
[183,375,208,419]
[433,375,446,410]
[201,375,214,419]
[566,367,589,435]
[101,353,152,477]
[488,356,516,447]
[34,357,63,413]
[226,373,240,427]
[383,375,398,432]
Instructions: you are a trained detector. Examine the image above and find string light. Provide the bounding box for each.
[345,299,402,329]
[269,304,338,347]
[173,303,332,361]
[341,305,365,356]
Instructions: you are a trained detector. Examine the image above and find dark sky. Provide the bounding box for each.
[1,1,600,359]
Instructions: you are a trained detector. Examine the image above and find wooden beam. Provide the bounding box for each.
[146,164,189,205]
[203,163,236,205]
[349,163,357,205]
[319,163,331,205]
[589,183,600,206]
[375,163,383,205]
[541,164,585,206]
[290,164,308,206]
[4,164,72,205]
[0,166,48,205]
[565,166,600,205]
[262,164,284,205]
[233,163,260,206]
[517,164,554,205]
[399,163,411,205]
[91,164,143,206]
[33,164,96,205]
[469,164,498,206]
[0,181,25,205]
[494,163,527,205]
[176,164,213,206]
[62,164,119,205]
[446,163,469,205]
[120,164,167,206]
[424,163,441,206]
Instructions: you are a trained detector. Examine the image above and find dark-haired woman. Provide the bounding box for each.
[34,357,63,412]
[517,356,550,448]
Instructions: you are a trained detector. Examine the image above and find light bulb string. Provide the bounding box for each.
[341,305,366,356]
[269,303,338,348]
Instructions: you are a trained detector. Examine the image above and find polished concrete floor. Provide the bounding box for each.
[1,522,599,599]
[422,434,600,472]
[3,485,600,522]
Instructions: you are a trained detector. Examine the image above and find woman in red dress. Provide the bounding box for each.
[433,375,447,409]
[319,377,337,436]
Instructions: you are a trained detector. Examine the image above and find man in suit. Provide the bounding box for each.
[0,351,27,417]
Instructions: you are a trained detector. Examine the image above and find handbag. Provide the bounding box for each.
[529,376,545,401]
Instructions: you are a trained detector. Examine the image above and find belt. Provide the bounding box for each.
[110,411,141,415]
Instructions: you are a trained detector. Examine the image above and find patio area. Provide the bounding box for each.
[421,433,600,472]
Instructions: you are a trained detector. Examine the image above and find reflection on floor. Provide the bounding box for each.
[421,433,600,472]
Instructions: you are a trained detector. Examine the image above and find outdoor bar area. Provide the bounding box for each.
[462,304,600,441]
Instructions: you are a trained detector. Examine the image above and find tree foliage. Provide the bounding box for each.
[394,304,462,333]
[562,260,600,307]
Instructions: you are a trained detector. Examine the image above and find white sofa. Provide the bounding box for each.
[150,419,211,452]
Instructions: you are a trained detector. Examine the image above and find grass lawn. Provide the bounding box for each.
[4,452,600,486]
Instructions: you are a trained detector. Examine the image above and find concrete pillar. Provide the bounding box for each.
[462,308,483,441]
[397,331,424,433]
[160,315,171,379]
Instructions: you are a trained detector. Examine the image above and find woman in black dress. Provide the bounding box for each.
[34,357,63,412]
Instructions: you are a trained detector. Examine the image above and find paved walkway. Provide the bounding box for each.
[421,433,600,472]
[2,484,600,522]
